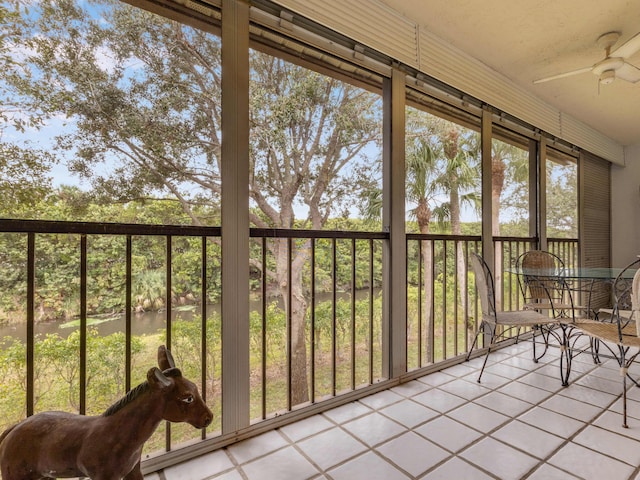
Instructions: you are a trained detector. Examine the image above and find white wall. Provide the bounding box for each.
[611,143,640,266]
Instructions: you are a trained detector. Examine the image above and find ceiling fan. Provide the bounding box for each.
[534,31,640,86]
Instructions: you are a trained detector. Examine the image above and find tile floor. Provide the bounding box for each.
[147,338,640,480]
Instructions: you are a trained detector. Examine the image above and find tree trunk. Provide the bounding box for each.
[274,238,309,406]
[492,154,506,310]
[421,239,434,363]
[449,183,468,337]
[416,199,434,364]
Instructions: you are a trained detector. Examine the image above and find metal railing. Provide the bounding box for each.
[548,238,579,268]
[248,229,387,419]
[0,219,579,466]
[406,234,481,369]
[0,219,223,453]
[405,234,579,371]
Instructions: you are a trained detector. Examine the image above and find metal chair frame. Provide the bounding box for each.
[516,250,586,321]
[574,258,640,428]
[466,252,571,384]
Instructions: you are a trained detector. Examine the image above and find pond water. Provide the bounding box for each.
[0,289,380,342]
[0,307,205,341]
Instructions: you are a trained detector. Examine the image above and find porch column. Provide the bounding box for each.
[538,137,548,251]
[221,0,250,433]
[382,67,407,379]
[528,138,538,244]
[481,108,494,268]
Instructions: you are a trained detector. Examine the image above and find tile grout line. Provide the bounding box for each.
[159,340,640,480]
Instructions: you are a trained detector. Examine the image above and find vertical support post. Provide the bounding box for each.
[79,235,87,415]
[166,235,172,450]
[287,238,294,408]
[221,0,250,434]
[201,236,208,440]
[331,238,337,396]
[382,67,407,379]
[577,150,585,268]
[125,235,132,392]
[310,239,316,403]
[539,137,548,251]
[528,138,538,247]
[26,233,35,417]
[481,108,494,268]
[368,240,374,383]
[261,238,267,418]
[351,238,356,390]
[166,235,173,350]
[481,108,494,345]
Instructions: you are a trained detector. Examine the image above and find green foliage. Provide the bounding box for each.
[0,193,223,323]
[546,160,578,238]
[0,329,144,428]
[163,312,221,385]
[0,143,55,210]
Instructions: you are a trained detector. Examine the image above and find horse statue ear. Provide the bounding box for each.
[147,367,173,389]
[158,345,176,371]
[162,367,183,378]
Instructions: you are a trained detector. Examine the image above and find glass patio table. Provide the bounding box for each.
[508,266,638,318]
[549,267,636,281]
[509,266,636,280]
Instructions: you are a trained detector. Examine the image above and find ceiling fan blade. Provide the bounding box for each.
[533,66,592,84]
[611,31,640,59]
[615,62,640,83]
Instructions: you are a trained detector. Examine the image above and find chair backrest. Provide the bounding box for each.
[633,268,640,313]
[470,252,496,320]
[519,250,562,271]
[612,258,640,308]
[611,258,640,333]
[516,250,565,305]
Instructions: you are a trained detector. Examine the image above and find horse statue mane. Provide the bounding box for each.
[0,346,211,480]
[102,367,182,417]
[102,381,150,417]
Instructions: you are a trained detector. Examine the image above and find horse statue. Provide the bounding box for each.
[0,345,213,480]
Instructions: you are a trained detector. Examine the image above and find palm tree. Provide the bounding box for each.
[490,138,530,308]
[405,134,446,363]
[437,124,481,339]
[362,109,481,362]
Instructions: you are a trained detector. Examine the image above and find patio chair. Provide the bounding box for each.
[597,258,640,322]
[573,258,640,428]
[516,250,587,321]
[467,252,568,384]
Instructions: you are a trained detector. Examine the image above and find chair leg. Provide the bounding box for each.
[476,325,497,384]
[558,326,571,387]
[532,326,553,363]
[531,327,537,362]
[627,373,640,388]
[620,349,640,427]
[620,345,629,428]
[466,335,478,362]
[466,321,485,361]
[623,373,628,429]
[591,338,601,364]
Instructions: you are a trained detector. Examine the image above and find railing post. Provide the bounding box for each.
[26,233,35,417]
[79,235,87,415]
[125,235,132,392]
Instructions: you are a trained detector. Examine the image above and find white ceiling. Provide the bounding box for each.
[379,0,640,147]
